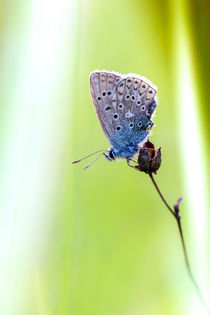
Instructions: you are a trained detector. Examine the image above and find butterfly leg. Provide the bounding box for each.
[126,159,136,168]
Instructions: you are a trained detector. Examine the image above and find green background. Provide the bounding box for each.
[0,0,209,314]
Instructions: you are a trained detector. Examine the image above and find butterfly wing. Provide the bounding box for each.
[89,70,158,151]
[89,71,123,143]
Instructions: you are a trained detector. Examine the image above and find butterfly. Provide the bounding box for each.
[73,70,158,168]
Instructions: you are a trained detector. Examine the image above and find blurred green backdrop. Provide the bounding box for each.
[0,0,209,314]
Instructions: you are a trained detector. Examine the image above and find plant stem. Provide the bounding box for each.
[148,173,209,313]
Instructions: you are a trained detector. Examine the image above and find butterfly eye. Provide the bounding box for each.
[118,103,124,109]
[97,96,101,101]
[107,91,112,96]
[102,91,106,97]
[131,95,135,101]
[125,94,130,100]
[113,113,119,120]
[140,105,146,111]
[116,126,121,131]
[129,122,134,129]
[136,100,141,106]
[108,150,116,160]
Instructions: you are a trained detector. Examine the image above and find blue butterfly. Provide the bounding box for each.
[73,70,158,168]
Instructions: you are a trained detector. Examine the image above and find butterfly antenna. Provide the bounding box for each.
[83,152,105,169]
[72,150,105,164]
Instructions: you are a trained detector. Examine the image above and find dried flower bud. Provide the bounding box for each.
[135,140,161,174]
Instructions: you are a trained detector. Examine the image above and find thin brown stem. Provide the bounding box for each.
[149,173,175,216]
[149,173,209,313]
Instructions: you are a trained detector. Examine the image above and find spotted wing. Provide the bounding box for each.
[89,71,123,144]
[89,70,158,149]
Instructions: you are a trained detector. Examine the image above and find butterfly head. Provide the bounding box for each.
[104,148,117,161]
